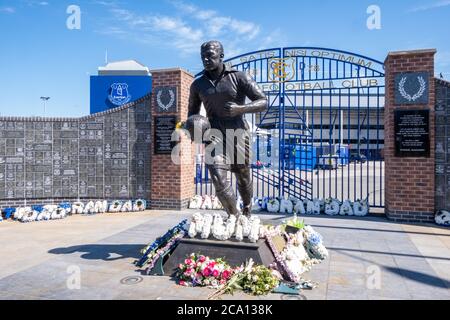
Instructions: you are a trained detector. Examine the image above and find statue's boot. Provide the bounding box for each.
[208,166,240,217]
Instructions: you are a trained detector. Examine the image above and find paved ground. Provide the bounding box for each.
[0,210,449,300]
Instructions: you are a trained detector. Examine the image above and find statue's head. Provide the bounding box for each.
[200,40,224,72]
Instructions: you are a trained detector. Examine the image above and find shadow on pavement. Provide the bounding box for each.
[384,266,450,289]
[48,244,144,261]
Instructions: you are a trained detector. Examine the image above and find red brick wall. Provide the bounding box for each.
[150,69,195,210]
[384,49,436,222]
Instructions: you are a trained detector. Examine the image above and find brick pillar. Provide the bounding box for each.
[150,68,195,210]
[384,49,436,222]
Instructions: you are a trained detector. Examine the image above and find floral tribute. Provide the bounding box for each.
[208,259,280,299]
[135,219,188,270]
[263,223,328,284]
[177,253,234,289]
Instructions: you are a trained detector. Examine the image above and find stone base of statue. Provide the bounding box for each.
[148,236,276,276]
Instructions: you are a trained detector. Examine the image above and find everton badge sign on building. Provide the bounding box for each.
[109,83,132,106]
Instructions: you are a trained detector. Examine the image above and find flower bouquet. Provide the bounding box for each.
[304,226,328,260]
[240,264,280,295]
[339,200,354,216]
[208,259,280,299]
[284,213,305,234]
[353,198,369,216]
[177,253,234,289]
[136,219,187,268]
[267,198,280,213]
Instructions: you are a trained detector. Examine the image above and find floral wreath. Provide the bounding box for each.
[157,89,175,111]
[398,76,426,102]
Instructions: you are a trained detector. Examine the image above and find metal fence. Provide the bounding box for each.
[195,47,385,208]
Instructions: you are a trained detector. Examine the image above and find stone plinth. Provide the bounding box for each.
[152,237,275,276]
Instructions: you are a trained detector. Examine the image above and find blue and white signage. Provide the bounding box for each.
[90,75,152,114]
[109,83,132,106]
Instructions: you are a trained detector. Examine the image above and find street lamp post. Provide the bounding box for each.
[40,96,50,116]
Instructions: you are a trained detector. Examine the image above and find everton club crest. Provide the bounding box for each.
[268,58,296,82]
[109,83,132,106]
[155,86,177,112]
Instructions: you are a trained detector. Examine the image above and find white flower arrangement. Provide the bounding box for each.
[212,213,228,241]
[211,196,223,210]
[188,212,203,238]
[201,214,213,239]
[315,198,325,213]
[189,195,203,209]
[14,207,30,220]
[267,198,280,213]
[109,200,122,213]
[235,223,244,241]
[83,201,96,214]
[42,205,57,221]
[188,221,197,238]
[225,215,236,239]
[121,200,133,212]
[239,215,251,238]
[294,199,306,215]
[353,199,368,216]
[252,197,263,212]
[4,199,147,224]
[187,212,262,242]
[288,196,299,205]
[51,207,67,220]
[303,225,328,260]
[20,208,37,223]
[201,196,213,210]
[188,195,224,211]
[72,202,84,214]
[194,212,205,234]
[248,216,261,243]
[270,229,319,282]
[95,200,108,213]
[133,199,147,211]
[324,198,340,216]
[17,205,71,223]
[339,200,353,216]
[279,198,293,214]
[306,200,321,215]
[435,210,450,226]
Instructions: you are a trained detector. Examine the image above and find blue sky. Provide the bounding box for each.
[0,0,449,117]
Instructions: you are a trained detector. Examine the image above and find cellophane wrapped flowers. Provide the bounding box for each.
[209,259,280,299]
[177,253,234,289]
[240,264,280,295]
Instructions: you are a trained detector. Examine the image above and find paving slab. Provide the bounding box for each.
[0,210,449,300]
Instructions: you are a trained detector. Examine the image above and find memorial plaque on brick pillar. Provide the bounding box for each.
[150,68,195,210]
[384,49,436,223]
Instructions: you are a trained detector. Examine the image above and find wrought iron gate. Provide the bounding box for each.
[195,47,385,208]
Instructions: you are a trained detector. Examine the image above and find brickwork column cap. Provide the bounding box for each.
[385,49,436,63]
[149,67,194,77]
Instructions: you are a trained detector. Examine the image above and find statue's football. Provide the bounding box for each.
[184,115,211,143]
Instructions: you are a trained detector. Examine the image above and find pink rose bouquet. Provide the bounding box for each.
[177,253,234,289]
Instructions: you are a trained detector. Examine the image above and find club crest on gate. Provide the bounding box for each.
[109,83,131,106]
[269,58,296,82]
